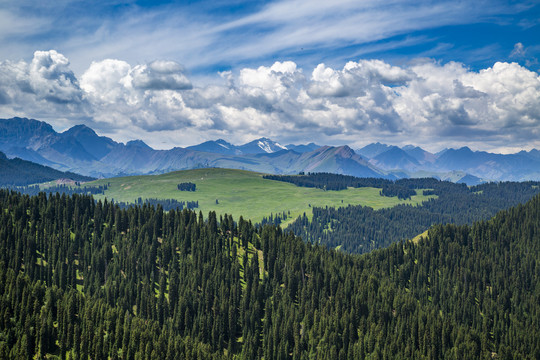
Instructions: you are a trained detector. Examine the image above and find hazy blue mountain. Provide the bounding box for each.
[2,146,60,168]
[401,145,436,163]
[0,118,115,169]
[456,174,484,186]
[0,151,93,186]
[237,137,288,154]
[356,142,392,159]
[295,145,385,178]
[186,139,239,155]
[187,137,290,155]
[3,117,540,181]
[369,146,420,171]
[434,147,540,181]
[519,149,540,161]
[0,117,57,150]
[62,124,119,159]
[285,142,321,153]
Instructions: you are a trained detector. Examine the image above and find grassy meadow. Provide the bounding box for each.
[89,168,435,224]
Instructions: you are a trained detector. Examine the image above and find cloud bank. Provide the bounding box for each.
[1,50,539,152]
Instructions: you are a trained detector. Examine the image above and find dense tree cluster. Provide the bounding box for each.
[5,184,108,197]
[113,197,199,212]
[264,173,417,199]
[0,189,539,358]
[177,182,196,191]
[258,211,290,227]
[288,180,540,254]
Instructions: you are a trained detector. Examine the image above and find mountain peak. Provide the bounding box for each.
[357,142,392,159]
[238,138,287,154]
[63,124,97,136]
[126,140,152,149]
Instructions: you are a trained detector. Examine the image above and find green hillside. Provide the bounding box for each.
[90,168,433,224]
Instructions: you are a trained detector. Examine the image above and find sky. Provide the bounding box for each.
[0,0,539,153]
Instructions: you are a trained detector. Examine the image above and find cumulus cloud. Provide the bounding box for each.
[1,50,540,151]
[28,50,82,104]
[131,61,192,91]
[0,50,83,123]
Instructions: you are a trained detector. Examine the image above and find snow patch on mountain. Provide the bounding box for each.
[258,140,287,153]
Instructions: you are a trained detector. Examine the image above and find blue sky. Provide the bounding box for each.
[0,0,539,152]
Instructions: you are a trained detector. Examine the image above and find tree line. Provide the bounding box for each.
[4,183,108,197]
[112,197,199,212]
[264,173,419,199]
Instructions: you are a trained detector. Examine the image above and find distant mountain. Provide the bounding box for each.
[236,137,288,154]
[186,139,239,155]
[357,142,392,159]
[401,145,436,163]
[188,138,295,155]
[433,147,540,181]
[285,142,321,153]
[456,174,484,186]
[301,145,384,177]
[369,146,420,172]
[62,124,118,159]
[3,117,540,182]
[0,117,57,148]
[0,151,93,186]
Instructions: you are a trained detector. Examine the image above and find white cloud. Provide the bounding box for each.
[28,50,81,104]
[1,50,540,151]
[80,59,132,104]
[510,42,525,58]
[131,60,192,91]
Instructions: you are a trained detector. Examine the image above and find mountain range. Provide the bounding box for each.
[0,151,93,186]
[2,117,540,183]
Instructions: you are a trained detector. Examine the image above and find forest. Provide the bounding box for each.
[287,178,540,253]
[0,189,538,359]
[112,197,199,212]
[263,173,416,199]
[6,184,108,197]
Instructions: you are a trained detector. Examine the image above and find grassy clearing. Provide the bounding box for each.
[89,168,435,224]
[411,229,430,244]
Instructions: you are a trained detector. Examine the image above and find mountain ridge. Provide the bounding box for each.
[2,117,540,182]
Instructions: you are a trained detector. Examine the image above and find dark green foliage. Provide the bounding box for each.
[113,197,198,211]
[177,182,196,191]
[288,180,540,254]
[6,183,107,196]
[0,151,94,186]
[0,189,539,358]
[258,211,290,226]
[263,172,416,199]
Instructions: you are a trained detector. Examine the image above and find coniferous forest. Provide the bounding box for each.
[0,189,539,359]
[287,179,540,254]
